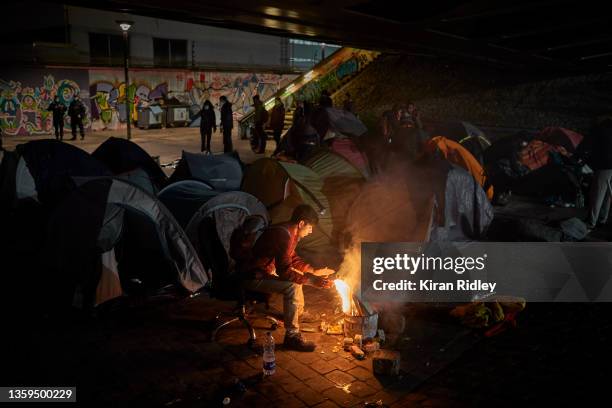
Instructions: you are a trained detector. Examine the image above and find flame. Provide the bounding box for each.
[334,279,352,314]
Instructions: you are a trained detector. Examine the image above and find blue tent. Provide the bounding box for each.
[158,180,219,228]
[168,151,243,191]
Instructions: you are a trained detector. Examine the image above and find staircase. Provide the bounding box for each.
[239,47,380,139]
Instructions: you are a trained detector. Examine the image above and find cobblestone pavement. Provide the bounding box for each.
[4,284,610,407]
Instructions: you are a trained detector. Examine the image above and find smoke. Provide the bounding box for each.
[335,153,449,309]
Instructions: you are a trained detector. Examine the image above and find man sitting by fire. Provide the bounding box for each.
[240,204,335,352]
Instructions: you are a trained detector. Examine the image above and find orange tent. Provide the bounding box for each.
[425,136,494,200]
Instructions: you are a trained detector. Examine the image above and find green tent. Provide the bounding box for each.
[304,148,366,248]
[242,158,335,265]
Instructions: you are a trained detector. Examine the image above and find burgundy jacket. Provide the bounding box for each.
[245,222,313,284]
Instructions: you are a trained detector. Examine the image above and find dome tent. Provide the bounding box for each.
[11,139,110,206]
[169,151,243,191]
[43,178,207,309]
[158,180,219,228]
[425,136,494,200]
[303,148,366,246]
[424,121,491,164]
[92,137,168,192]
[241,158,336,265]
[185,191,269,282]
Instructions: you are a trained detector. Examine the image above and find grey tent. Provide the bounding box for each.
[116,167,157,195]
[169,151,243,191]
[345,159,493,246]
[185,191,268,280]
[44,178,207,308]
[158,179,219,228]
[10,139,110,206]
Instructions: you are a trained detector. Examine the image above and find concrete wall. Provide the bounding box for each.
[335,54,612,134]
[68,6,284,68]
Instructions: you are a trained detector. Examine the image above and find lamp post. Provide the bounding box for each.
[117,20,134,140]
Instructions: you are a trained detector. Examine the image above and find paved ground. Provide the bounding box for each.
[2,127,611,406]
[4,282,611,407]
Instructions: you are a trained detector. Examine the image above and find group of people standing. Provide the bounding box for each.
[47,96,87,141]
[251,95,286,154]
[198,95,234,154]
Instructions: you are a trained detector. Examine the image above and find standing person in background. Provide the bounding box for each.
[585,118,612,229]
[406,101,423,129]
[269,97,286,148]
[342,92,354,114]
[47,96,66,140]
[219,96,234,153]
[293,100,305,125]
[199,99,216,153]
[319,90,333,108]
[68,95,86,141]
[253,95,268,154]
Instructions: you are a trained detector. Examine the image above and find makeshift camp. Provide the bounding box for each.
[9,139,110,206]
[169,151,243,191]
[424,122,491,164]
[425,136,494,200]
[536,127,583,153]
[241,158,335,264]
[92,137,167,191]
[158,180,219,228]
[304,148,366,245]
[43,178,207,308]
[185,191,269,281]
[328,138,371,178]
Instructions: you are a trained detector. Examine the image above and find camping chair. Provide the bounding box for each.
[199,217,278,347]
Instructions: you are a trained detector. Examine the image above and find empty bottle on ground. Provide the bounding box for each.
[263,332,276,376]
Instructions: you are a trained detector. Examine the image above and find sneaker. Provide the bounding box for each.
[283,333,316,352]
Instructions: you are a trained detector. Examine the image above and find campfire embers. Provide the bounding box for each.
[334,279,378,339]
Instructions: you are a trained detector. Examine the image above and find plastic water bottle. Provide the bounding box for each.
[262,332,276,376]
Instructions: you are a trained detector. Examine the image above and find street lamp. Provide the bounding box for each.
[117,20,134,140]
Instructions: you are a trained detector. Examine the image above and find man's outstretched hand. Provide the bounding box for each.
[313,267,335,276]
[307,274,334,289]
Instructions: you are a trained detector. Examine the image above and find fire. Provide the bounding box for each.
[334,279,352,314]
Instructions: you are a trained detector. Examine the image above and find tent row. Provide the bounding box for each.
[0,138,249,310]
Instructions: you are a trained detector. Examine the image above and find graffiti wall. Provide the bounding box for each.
[89,69,297,130]
[0,68,296,136]
[292,49,377,104]
[0,69,89,136]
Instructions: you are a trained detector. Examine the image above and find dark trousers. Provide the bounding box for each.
[71,118,84,139]
[254,123,266,153]
[273,128,282,147]
[223,127,233,153]
[200,128,212,152]
[53,121,64,140]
